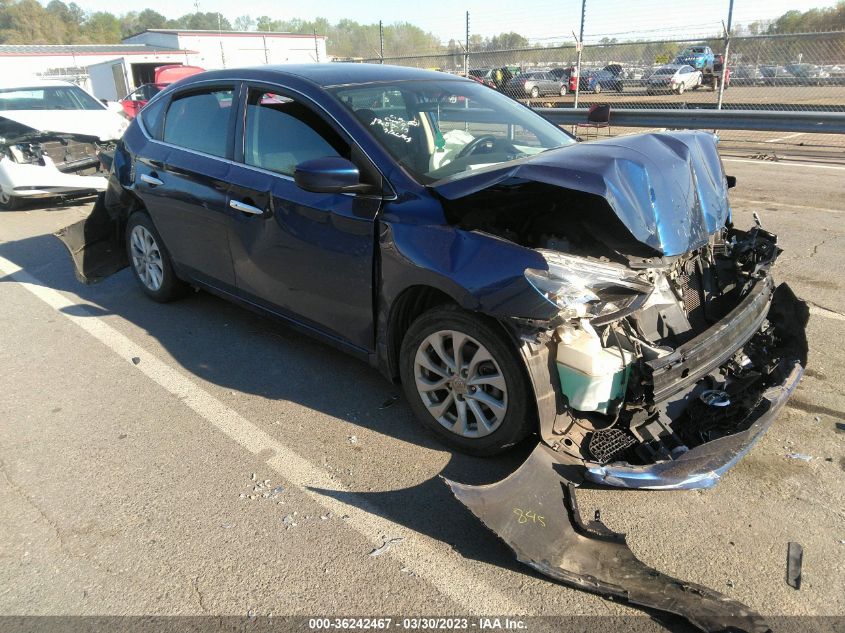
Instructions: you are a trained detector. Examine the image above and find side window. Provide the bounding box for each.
[243,89,347,177]
[140,96,168,140]
[163,87,234,158]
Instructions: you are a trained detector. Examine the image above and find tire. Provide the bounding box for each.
[125,211,188,302]
[677,82,685,95]
[559,85,567,96]
[400,305,535,456]
[593,83,602,94]
[530,86,540,98]
[0,189,20,211]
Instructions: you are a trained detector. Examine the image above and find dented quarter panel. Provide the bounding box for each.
[431,130,730,257]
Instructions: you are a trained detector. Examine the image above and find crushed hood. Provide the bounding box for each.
[0,110,127,143]
[432,130,731,257]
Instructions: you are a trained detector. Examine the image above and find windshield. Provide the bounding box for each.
[331,79,574,184]
[0,85,104,111]
[654,68,675,75]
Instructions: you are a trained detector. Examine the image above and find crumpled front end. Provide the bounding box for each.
[0,116,113,202]
[532,227,808,490]
[442,130,806,632]
[434,131,808,490]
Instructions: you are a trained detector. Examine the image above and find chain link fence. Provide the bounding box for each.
[340,3,845,151]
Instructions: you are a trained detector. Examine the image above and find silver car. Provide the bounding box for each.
[505,71,566,98]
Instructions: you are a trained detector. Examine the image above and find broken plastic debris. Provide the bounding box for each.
[347,435,358,444]
[379,395,400,409]
[270,485,285,498]
[446,443,770,633]
[786,453,813,461]
[369,537,404,557]
[131,357,140,365]
[282,514,297,529]
[786,542,803,589]
[250,473,256,481]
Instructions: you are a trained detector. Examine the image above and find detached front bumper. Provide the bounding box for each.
[586,360,803,489]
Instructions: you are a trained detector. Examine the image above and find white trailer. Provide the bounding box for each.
[88,55,189,101]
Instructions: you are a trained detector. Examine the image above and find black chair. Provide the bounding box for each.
[575,104,611,138]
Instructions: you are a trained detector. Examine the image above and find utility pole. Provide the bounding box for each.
[379,20,384,63]
[314,28,320,62]
[464,11,470,78]
[573,0,586,109]
[717,0,734,110]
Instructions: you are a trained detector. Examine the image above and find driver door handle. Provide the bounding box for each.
[230,199,264,216]
[140,174,163,187]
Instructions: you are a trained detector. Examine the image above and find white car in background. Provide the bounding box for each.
[0,79,128,210]
[646,64,702,95]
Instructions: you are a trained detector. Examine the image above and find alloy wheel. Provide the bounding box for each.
[130,224,164,291]
[413,330,508,438]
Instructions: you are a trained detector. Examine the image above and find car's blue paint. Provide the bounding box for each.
[294,156,362,193]
[110,63,730,379]
[674,46,715,71]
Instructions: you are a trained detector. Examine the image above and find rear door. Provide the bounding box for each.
[134,83,239,289]
[225,85,383,351]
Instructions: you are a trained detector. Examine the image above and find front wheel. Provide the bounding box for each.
[593,83,602,94]
[530,86,540,98]
[400,305,534,456]
[125,212,188,302]
[676,82,685,95]
[0,189,20,211]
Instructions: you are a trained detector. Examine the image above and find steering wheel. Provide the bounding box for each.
[455,134,500,159]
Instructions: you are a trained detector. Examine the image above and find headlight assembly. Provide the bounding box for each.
[525,250,653,323]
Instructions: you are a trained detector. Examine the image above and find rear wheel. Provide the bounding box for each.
[530,86,540,98]
[400,305,534,456]
[125,212,187,302]
[593,83,602,94]
[559,85,567,96]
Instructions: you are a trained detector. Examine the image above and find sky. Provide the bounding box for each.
[63,0,836,43]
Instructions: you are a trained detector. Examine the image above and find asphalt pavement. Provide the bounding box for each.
[0,156,843,629]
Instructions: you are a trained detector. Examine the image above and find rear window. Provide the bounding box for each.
[163,87,234,158]
[0,85,104,111]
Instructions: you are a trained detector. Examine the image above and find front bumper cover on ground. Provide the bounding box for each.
[446,444,771,633]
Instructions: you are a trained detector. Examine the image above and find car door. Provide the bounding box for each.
[134,83,239,290]
[542,73,555,95]
[225,85,383,352]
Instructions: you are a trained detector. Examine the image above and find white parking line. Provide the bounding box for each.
[723,158,845,171]
[809,305,845,323]
[730,198,844,215]
[0,254,528,615]
[764,132,805,144]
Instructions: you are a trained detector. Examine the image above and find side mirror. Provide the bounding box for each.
[294,157,366,194]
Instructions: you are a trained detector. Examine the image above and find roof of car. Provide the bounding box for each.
[193,63,471,88]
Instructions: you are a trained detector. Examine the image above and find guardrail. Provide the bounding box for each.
[536,108,845,134]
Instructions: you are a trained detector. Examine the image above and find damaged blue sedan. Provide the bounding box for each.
[60,64,807,632]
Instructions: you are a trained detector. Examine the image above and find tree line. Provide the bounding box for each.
[0,0,842,59]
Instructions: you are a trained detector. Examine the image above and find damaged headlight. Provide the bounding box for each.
[525,250,653,322]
